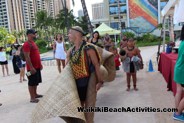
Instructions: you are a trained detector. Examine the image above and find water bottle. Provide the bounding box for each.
[26,71,32,77]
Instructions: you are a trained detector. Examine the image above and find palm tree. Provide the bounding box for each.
[61,0,75,33]
[0,27,15,47]
[34,10,53,29]
[60,0,93,35]
[55,9,77,34]
[80,0,93,35]
[76,16,88,33]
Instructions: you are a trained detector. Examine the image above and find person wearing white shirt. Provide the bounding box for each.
[53,34,66,73]
[0,47,9,77]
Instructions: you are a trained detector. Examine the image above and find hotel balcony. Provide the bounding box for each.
[109,0,126,6]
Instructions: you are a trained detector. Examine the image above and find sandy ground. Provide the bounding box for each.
[0,46,181,123]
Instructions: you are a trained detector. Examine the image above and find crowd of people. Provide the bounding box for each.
[2,25,184,122]
[0,27,144,104]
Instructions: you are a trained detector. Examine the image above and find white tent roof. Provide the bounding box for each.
[94,23,120,36]
[161,0,179,16]
[161,0,184,24]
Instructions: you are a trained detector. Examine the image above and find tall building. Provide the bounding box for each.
[22,0,35,29]
[34,0,47,11]
[0,0,24,32]
[0,0,71,32]
[47,0,71,18]
[92,3,105,20]
[108,0,127,30]
[92,0,169,34]
[78,9,84,18]
[0,0,11,31]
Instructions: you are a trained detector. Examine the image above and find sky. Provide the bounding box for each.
[71,0,103,19]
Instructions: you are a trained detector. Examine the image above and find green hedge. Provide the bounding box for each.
[35,39,47,48]
[119,32,171,47]
[35,39,50,54]
[122,32,135,39]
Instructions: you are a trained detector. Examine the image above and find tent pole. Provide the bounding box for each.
[169,15,175,42]
[162,16,166,52]
[118,0,122,41]
[114,34,116,47]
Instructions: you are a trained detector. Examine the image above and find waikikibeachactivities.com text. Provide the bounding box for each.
[78,107,177,113]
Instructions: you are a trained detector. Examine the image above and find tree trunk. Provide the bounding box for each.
[157,16,166,63]
[169,15,174,42]
[80,0,93,36]
[61,0,68,34]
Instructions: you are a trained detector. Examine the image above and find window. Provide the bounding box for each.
[160,2,167,10]
[179,22,184,26]
[109,0,116,4]
[121,22,125,28]
[110,22,119,29]
[109,5,126,15]
[120,5,126,14]
[120,0,126,3]
[109,6,118,15]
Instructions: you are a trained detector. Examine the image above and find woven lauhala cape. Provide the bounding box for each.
[31,43,115,123]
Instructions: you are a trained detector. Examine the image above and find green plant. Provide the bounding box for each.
[39,47,48,54]
[35,39,47,48]
[0,27,16,47]
[134,33,163,47]
[65,43,71,50]
[141,33,158,42]
[122,32,135,39]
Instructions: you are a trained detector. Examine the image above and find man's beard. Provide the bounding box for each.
[33,37,37,41]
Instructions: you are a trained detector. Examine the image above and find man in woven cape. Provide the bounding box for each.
[31,26,115,123]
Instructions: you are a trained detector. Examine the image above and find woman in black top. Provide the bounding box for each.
[89,31,104,48]
[11,44,20,74]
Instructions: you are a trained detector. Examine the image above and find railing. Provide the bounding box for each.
[109,0,126,4]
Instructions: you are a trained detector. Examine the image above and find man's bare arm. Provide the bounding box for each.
[137,49,143,62]
[53,42,56,51]
[65,48,72,65]
[88,49,103,83]
[24,52,36,74]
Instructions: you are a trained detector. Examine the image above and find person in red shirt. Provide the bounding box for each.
[120,36,128,49]
[23,29,43,103]
[109,46,121,70]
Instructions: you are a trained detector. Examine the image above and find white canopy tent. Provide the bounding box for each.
[161,0,184,51]
[93,23,121,46]
[93,23,120,36]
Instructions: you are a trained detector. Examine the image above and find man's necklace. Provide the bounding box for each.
[127,46,134,51]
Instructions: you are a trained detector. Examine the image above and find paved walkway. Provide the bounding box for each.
[0,46,180,123]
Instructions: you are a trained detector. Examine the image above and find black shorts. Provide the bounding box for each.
[27,69,42,86]
[181,84,184,88]
[130,62,135,73]
[0,61,8,65]
[76,77,89,101]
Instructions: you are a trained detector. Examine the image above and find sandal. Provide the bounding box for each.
[35,94,43,98]
[134,88,138,91]
[126,88,130,91]
[23,79,27,81]
[30,99,39,103]
[133,85,138,91]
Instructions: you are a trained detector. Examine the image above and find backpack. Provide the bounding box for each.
[20,42,32,61]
